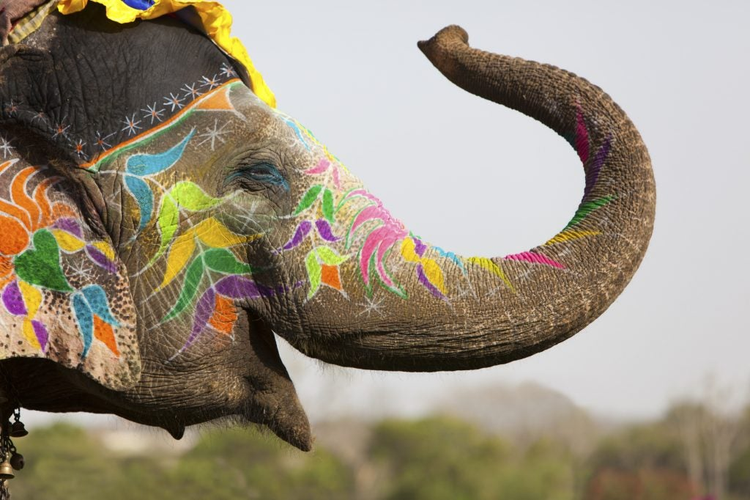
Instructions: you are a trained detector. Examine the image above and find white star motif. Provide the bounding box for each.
[72,139,88,159]
[105,188,124,211]
[182,83,202,100]
[358,295,384,317]
[516,267,533,282]
[141,102,165,124]
[3,100,19,117]
[67,259,94,283]
[122,114,142,136]
[220,63,237,79]
[163,92,185,112]
[94,131,115,151]
[485,284,506,298]
[52,123,70,139]
[226,201,263,233]
[455,280,476,299]
[0,136,13,159]
[201,74,220,90]
[31,111,46,124]
[197,119,230,151]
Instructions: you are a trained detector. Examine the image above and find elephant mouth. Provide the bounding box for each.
[238,308,312,451]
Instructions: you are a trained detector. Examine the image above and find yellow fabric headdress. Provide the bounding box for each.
[57,0,276,108]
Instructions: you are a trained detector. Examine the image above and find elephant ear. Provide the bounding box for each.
[0,160,140,390]
[0,45,140,390]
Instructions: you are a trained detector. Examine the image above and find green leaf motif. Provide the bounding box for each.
[14,229,72,292]
[162,257,205,323]
[315,246,349,266]
[293,185,323,216]
[203,248,253,275]
[153,196,180,262]
[305,250,322,299]
[322,188,335,223]
[169,181,222,212]
[564,195,616,230]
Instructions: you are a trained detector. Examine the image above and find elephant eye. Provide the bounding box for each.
[229,163,289,192]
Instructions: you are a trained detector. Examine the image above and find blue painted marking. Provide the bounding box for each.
[283,118,310,151]
[73,294,93,358]
[126,129,195,177]
[434,246,466,272]
[82,285,120,327]
[124,175,154,232]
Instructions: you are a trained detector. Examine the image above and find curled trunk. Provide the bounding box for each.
[282,26,655,371]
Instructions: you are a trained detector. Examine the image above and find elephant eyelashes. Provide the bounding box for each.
[229,163,289,192]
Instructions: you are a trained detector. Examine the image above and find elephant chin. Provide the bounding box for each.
[113,313,312,450]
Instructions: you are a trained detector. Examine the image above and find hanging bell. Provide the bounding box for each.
[9,421,27,438]
[0,460,14,480]
[9,453,23,471]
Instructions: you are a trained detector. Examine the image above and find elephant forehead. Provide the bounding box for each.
[82,81,283,174]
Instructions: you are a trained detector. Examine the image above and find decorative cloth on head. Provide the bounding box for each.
[1,0,275,107]
[57,0,275,107]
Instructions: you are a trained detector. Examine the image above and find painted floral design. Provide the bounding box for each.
[0,159,121,356]
[110,84,289,357]
[277,116,454,301]
[0,75,619,361]
[278,104,617,302]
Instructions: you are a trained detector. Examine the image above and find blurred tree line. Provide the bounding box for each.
[6,399,750,500]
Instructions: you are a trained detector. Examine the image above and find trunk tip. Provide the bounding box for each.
[418,25,470,74]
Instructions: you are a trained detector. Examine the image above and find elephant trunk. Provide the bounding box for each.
[281,26,655,372]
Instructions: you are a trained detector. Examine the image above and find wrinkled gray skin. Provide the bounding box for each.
[0,6,654,451]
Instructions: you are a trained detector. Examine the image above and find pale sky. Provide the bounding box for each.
[27,1,750,428]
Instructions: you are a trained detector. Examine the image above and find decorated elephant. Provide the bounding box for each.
[0,0,654,458]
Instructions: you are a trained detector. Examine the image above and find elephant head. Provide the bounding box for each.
[0,1,654,451]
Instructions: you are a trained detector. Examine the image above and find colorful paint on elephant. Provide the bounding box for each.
[0,159,124,359]
[86,80,283,358]
[274,116,452,301]
[276,103,615,303]
[9,70,616,359]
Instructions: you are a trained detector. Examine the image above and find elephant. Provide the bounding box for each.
[0,0,655,454]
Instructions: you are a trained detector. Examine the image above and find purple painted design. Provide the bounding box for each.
[185,288,215,350]
[416,264,446,300]
[32,320,49,352]
[214,276,275,300]
[2,281,27,316]
[86,246,117,273]
[413,237,428,258]
[282,220,313,250]
[53,218,83,238]
[315,219,339,242]
[584,134,612,198]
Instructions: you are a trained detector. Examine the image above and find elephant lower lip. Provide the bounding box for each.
[240,309,312,451]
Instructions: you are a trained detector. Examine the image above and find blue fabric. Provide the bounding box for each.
[121,0,155,10]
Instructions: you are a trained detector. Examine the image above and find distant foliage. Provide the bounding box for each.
[8,402,750,500]
[10,425,354,500]
[370,416,574,500]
